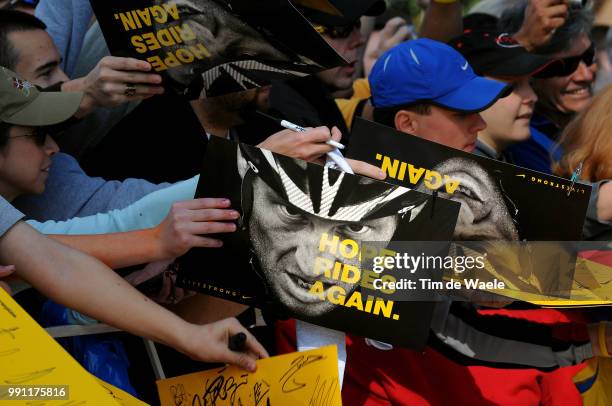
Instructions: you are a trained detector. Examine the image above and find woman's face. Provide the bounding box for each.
[0,125,58,201]
[532,34,596,116]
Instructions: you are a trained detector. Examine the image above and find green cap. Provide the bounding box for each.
[0,66,82,126]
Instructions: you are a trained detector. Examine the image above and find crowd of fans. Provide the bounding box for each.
[1,0,612,404]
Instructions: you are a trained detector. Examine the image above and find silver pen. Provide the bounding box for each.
[279,120,345,150]
[256,111,353,174]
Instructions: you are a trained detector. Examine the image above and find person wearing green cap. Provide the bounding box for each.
[0,68,76,198]
[0,66,246,271]
[0,66,269,371]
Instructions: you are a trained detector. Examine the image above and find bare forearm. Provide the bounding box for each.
[419,1,463,42]
[60,78,84,93]
[49,228,163,269]
[0,222,189,349]
[61,78,95,118]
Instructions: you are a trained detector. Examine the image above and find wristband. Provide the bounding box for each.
[599,321,610,357]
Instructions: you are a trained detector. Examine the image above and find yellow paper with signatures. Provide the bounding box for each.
[0,288,148,405]
[156,345,342,406]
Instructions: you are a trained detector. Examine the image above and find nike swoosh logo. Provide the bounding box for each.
[461,62,469,71]
[516,174,526,178]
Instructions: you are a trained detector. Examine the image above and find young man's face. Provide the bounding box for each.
[532,34,597,116]
[316,26,365,93]
[0,125,58,200]
[9,29,69,88]
[400,106,487,153]
[248,176,399,317]
[479,77,537,150]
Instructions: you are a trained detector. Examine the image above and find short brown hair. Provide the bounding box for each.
[373,103,432,128]
[0,10,46,70]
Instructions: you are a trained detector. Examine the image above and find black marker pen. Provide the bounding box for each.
[228,332,247,352]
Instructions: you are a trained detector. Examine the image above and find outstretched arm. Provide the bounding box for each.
[48,198,239,269]
[0,220,267,370]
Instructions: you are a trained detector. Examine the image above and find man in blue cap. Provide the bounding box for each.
[369,38,511,152]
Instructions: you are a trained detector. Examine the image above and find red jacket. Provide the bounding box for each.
[276,309,587,406]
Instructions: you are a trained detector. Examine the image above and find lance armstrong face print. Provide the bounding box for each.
[237,144,429,317]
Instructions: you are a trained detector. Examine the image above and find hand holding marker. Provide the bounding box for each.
[229,332,247,352]
[256,111,354,174]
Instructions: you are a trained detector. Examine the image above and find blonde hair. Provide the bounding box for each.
[553,85,612,181]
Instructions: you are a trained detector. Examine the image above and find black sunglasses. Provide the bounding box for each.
[533,44,595,79]
[9,128,49,146]
[314,19,361,39]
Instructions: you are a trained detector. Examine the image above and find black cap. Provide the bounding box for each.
[299,0,386,26]
[449,29,555,78]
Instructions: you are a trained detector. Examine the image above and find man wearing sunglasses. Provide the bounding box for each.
[306,0,382,99]
[255,0,385,147]
[530,38,596,143]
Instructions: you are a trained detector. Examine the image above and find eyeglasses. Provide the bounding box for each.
[313,20,361,39]
[533,44,595,79]
[9,128,49,146]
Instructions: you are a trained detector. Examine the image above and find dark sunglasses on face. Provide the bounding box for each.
[533,44,595,79]
[9,128,49,146]
[314,19,361,39]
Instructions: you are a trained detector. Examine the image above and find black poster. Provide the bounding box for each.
[346,119,593,300]
[89,0,346,98]
[347,118,591,242]
[176,137,461,350]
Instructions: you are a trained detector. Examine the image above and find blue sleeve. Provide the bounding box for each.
[35,0,93,76]
[28,176,199,235]
[508,128,557,175]
[13,153,171,222]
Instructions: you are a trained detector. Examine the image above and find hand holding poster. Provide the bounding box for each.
[176,137,461,349]
[89,0,346,98]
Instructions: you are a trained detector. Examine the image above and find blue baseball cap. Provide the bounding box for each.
[369,38,511,112]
